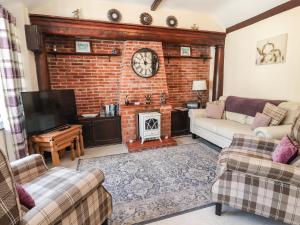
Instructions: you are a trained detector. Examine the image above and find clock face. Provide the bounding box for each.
[132,48,159,78]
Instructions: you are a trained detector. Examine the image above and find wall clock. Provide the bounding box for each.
[132,48,159,78]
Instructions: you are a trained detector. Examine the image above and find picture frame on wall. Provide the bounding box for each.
[75,41,91,53]
[180,46,191,56]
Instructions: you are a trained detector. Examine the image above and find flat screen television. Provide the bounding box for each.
[21,90,78,136]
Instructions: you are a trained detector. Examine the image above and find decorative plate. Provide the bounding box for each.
[140,12,153,25]
[107,9,122,22]
[166,16,178,27]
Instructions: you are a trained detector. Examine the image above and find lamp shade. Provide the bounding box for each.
[192,80,207,91]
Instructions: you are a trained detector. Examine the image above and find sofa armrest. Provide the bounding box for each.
[254,125,292,140]
[21,168,105,225]
[11,154,48,184]
[230,133,279,153]
[188,109,206,121]
[225,154,300,186]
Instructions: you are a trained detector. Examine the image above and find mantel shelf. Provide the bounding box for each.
[164,55,212,63]
[47,51,121,57]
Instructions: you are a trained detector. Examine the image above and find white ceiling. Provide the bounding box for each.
[0,0,290,27]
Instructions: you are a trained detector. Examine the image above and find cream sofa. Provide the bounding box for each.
[189,97,300,148]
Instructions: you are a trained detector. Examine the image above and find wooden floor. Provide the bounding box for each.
[126,137,177,152]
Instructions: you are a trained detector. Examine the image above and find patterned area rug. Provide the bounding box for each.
[77,143,219,225]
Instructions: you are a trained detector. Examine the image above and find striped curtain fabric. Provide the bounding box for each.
[0,5,27,159]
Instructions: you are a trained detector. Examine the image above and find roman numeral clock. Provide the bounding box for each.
[132,48,159,78]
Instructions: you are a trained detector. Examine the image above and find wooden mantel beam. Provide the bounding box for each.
[151,0,163,11]
[29,14,226,46]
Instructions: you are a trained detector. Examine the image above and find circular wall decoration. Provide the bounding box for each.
[107,9,122,22]
[166,16,178,27]
[140,12,153,25]
[132,48,159,78]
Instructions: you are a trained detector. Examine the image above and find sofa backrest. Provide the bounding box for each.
[218,96,300,125]
[0,149,21,225]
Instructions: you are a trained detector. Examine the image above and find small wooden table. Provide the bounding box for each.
[30,125,84,166]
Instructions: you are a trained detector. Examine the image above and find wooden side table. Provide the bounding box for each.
[30,125,84,166]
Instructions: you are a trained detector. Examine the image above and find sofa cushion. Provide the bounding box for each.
[279,102,300,125]
[291,114,300,144]
[251,112,271,130]
[272,136,298,164]
[22,167,104,224]
[206,102,224,119]
[263,103,288,126]
[15,184,35,209]
[194,118,253,140]
[224,111,247,124]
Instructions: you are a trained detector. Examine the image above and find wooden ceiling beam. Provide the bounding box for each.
[151,0,163,11]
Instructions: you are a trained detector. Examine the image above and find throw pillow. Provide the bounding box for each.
[16,183,35,209]
[272,135,298,164]
[206,102,224,119]
[291,114,300,143]
[251,112,272,130]
[263,103,288,126]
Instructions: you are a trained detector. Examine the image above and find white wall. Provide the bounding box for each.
[224,6,300,101]
[28,0,224,32]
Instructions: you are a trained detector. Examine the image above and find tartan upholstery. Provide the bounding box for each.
[263,103,288,126]
[212,134,300,225]
[1,153,112,225]
[21,167,111,225]
[11,154,48,184]
[0,149,21,225]
[229,133,279,153]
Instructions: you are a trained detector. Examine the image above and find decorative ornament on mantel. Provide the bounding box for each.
[72,9,80,19]
[160,92,167,105]
[145,94,152,105]
[140,12,153,25]
[191,24,199,30]
[166,16,178,28]
[107,9,122,22]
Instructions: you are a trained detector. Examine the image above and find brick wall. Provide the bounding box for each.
[119,41,168,105]
[164,45,210,107]
[46,38,123,114]
[46,37,210,142]
[46,37,210,114]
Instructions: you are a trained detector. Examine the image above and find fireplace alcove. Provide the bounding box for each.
[26,14,226,147]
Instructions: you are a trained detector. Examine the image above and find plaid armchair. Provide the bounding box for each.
[0,150,112,225]
[211,133,300,225]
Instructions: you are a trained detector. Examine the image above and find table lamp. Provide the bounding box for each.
[192,80,207,107]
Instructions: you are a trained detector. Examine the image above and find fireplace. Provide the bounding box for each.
[139,112,162,144]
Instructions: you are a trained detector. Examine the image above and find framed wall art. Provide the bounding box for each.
[180,46,191,56]
[75,41,91,53]
[256,33,288,65]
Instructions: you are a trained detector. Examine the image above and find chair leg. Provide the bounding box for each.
[215,203,222,216]
[192,133,197,139]
[102,219,109,225]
